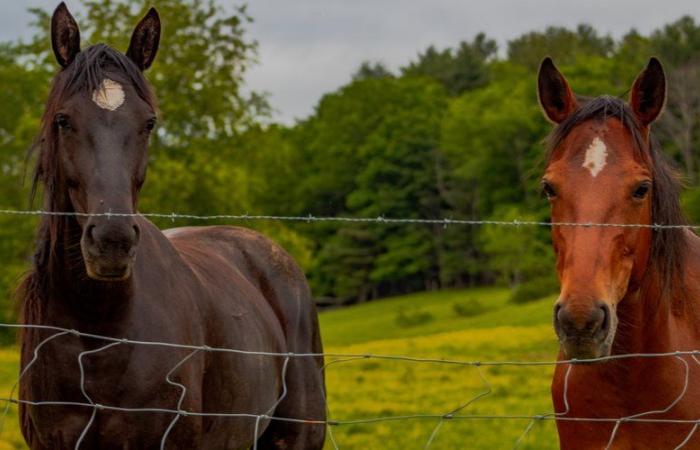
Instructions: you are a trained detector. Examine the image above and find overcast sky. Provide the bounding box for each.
[2,1,700,123]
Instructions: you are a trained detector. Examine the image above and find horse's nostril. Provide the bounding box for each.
[553,303,566,333]
[132,224,141,244]
[85,224,97,244]
[599,304,610,334]
[554,303,564,323]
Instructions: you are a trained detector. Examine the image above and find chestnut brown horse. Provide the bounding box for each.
[17,3,326,449]
[539,57,700,449]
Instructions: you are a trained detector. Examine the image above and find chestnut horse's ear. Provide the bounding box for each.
[630,57,666,126]
[127,8,161,70]
[51,2,81,68]
[537,57,578,124]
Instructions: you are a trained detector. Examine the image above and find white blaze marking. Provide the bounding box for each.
[92,79,125,111]
[582,137,608,177]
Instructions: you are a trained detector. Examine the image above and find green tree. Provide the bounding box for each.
[402,33,497,95]
[650,16,700,67]
[6,5,700,313]
[508,24,614,70]
[286,76,449,298]
[353,61,394,80]
[480,206,554,289]
[346,77,448,294]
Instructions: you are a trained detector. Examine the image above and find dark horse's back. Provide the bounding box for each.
[164,225,327,448]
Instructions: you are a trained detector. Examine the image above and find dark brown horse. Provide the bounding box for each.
[539,58,700,449]
[17,3,326,449]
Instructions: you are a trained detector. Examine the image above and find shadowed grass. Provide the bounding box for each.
[0,348,24,449]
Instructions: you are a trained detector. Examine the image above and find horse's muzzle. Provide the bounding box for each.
[81,219,140,281]
[554,301,615,360]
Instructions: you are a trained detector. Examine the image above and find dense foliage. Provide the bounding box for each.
[2,1,700,328]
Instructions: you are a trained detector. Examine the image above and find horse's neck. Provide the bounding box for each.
[44,216,134,328]
[614,231,700,354]
[614,286,672,354]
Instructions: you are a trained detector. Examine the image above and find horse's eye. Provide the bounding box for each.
[145,118,157,132]
[633,181,651,200]
[541,180,557,200]
[54,113,71,130]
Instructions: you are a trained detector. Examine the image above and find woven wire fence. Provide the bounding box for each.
[1,208,700,449]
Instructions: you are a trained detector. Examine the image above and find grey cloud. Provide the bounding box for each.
[3,1,700,123]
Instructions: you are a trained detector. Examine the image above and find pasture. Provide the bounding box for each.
[0,288,559,449]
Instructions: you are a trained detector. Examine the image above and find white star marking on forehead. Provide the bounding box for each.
[582,137,608,177]
[91,79,125,111]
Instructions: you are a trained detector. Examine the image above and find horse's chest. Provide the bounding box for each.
[554,358,700,450]
[27,338,158,400]
[23,338,203,449]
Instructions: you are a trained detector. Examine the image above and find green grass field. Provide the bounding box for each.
[0,288,560,449]
[320,288,559,449]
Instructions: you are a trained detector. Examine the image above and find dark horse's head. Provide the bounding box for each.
[33,2,160,281]
[538,57,686,359]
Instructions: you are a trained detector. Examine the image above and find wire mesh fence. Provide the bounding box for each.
[1,209,699,449]
[1,323,700,449]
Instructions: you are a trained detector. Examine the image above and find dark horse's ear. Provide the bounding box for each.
[630,57,666,126]
[51,2,81,68]
[126,8,161,70]
[537,57,578,124]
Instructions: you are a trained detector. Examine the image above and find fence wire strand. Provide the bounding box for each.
[1,208,700,230]
[161,348,202,450]
[424,365,492,449]
[76,340,124,450]
[512,363,573,449]
[0,330,71,438]
[605,355,691,450]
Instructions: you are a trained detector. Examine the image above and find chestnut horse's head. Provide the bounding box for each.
[538,57,686,359]
[35,3,160,281]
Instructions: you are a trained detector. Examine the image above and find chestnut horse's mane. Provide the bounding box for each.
[544,95,688,308]
[19,44,156,322]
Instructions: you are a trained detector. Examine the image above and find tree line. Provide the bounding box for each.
[2,1,700,334]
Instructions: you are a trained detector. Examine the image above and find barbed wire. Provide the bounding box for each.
[2,323,700,449]
[0,208,698,229]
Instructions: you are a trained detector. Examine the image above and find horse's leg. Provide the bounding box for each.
[254,306,326,450]
[253,356,327,450]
